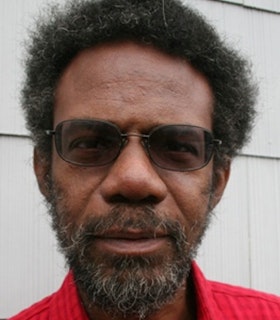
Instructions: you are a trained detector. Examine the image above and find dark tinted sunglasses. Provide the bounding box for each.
[46,119,221,171]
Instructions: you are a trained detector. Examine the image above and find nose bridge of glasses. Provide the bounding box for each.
[120,132,150,148]
[119,132,154,164]
[117,132,152,168]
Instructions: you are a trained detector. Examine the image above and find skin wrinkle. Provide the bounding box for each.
[57,48,201,114]
[86,79,184,99]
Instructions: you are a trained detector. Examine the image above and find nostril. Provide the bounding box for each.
[108,194,162,205]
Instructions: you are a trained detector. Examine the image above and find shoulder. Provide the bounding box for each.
[191,262,280,319]
[8,272,87,320]
[8,295,52,320]
[210,280,280,317]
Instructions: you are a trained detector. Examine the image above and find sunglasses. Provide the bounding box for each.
[45,119,221,171]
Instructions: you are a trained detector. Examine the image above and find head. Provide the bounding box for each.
[23,0,257,318]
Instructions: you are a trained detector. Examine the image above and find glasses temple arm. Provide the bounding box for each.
[45,130,55,136]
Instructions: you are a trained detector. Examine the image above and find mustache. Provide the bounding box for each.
[60,205,188,249]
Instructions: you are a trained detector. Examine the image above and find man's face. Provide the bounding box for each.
[35,41,229,318]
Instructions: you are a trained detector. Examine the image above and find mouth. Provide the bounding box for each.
[92,230,170,256]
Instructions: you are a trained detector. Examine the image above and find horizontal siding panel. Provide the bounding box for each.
[198,155,280,295]
[198,156,251,289]
[0,1,25,135]
[215,0,280,13]
[0,136,65,318]
[0,0,65,136]
[219,0,243,4]
[245,0,280,13]
[247,157,280,293]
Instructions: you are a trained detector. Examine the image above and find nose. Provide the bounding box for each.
[100,137,168,204]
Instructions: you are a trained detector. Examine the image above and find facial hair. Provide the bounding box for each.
[46,180,214,319]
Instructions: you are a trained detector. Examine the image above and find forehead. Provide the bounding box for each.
[54,41,214,130]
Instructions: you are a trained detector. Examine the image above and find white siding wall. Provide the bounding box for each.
[1,0,279,317]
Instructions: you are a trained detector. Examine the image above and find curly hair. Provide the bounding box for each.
[22,0,257,169]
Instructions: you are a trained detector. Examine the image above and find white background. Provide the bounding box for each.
[1,0,280,317]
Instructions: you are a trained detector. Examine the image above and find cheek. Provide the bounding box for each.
[163,170,214,240]
[51,162,107,223]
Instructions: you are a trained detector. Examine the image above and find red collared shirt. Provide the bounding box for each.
[9,262,280,319]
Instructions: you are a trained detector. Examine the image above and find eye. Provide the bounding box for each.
[69,135,114,151]
[158,135,202,157]
[165,140,199,155]
[63,134,119,165]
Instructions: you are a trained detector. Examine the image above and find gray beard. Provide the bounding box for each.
[47,184,213,319]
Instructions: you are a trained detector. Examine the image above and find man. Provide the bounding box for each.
[9,0,280,319]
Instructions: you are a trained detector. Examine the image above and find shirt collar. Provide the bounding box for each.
[191,261,222,320]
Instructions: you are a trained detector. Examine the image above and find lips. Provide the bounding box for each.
[95,228,165,239]
[92,229,170,256]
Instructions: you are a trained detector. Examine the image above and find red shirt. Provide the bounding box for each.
[9,262,280,319]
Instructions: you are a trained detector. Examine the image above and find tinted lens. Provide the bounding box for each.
[148,125,214,171]
[55,120,121,166]
[52,120,216,171]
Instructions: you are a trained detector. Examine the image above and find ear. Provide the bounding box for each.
[33,148,51,199]
[211,161,231,209]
